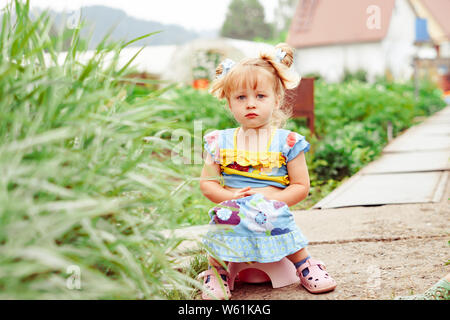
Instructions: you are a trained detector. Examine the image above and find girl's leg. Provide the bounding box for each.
[286,247,310,266]
[199,256,231,300]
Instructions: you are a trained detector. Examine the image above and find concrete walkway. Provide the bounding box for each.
[169,106,450,300]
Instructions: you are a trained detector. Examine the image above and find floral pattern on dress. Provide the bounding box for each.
[239,196,283,235]
[251,165,273,175]
[273,201,287,210]
[281,131,304,156]
[286,132,297,148]
[270,227,291,235]
[204,130,220,162]
[211,200,241,225]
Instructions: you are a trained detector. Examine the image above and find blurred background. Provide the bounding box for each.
[18,0,450,91]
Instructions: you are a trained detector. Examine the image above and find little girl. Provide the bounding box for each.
[198,43,336,300]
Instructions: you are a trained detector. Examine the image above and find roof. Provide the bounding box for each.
[287,0,396,48]
[419,0,450,41]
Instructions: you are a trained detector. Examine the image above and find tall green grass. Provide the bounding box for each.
[0,1,202,299]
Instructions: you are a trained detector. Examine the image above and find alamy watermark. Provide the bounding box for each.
[66,2,87,30]
[66,9,81,29]
[366,264,381,297]
[66,265,81,290]
[366,5,381,30]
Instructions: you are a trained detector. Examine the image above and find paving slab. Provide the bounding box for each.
[384,107,450,153]
[409,123,450,136]
[383,133,450,152]
[361,150,450,173]
[314,171,447,209]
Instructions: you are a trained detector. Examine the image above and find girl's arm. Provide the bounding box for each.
[269,151,310,207]
[199,153,254,203]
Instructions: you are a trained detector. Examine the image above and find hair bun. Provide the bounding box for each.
[274,43,294,68]
[215,63,224,79]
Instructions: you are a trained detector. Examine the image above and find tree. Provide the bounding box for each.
[273,0,298,34]
[220,0,273,40]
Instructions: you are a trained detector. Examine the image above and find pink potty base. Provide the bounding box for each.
[228,257,300,290]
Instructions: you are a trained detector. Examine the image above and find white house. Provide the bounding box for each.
[50,38,275,86]
[287,0,450,84]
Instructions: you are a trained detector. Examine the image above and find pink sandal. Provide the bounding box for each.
[197,268,231,300]
[297,258,337,294]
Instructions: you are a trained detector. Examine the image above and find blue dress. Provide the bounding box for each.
[202,127,310,263]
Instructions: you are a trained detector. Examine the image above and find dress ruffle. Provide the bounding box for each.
[219,149,286,169]
[202,128,310,189]
[204,230,308,263]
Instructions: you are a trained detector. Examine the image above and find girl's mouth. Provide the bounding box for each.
[245,113,258,118]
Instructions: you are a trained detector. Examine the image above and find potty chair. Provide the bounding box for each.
[228,257,299,290]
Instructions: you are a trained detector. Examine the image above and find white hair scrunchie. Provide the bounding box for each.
[219,58,236,78]
[275,48,287,63]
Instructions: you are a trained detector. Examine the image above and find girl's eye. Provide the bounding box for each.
[257,94,265,99]
[237,95,246,100]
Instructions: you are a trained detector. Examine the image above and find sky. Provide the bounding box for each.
[8,0,278,32]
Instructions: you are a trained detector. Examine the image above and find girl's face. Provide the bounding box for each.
[227,71,279,131]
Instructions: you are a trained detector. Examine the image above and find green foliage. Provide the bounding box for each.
[253,29,288,45]
[221,0,273,40]
[192,51,221,80]
[164,252,209,299]
[313,122,382,180]
[343,69,368,83]
[0,1,202,299]
[168,86,236,129]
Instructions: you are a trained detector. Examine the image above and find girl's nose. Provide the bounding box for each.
[247,97,256,108]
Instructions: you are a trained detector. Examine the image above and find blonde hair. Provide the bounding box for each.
[210,43,300,128]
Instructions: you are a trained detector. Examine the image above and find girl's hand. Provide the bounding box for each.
[231,186,255,199]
